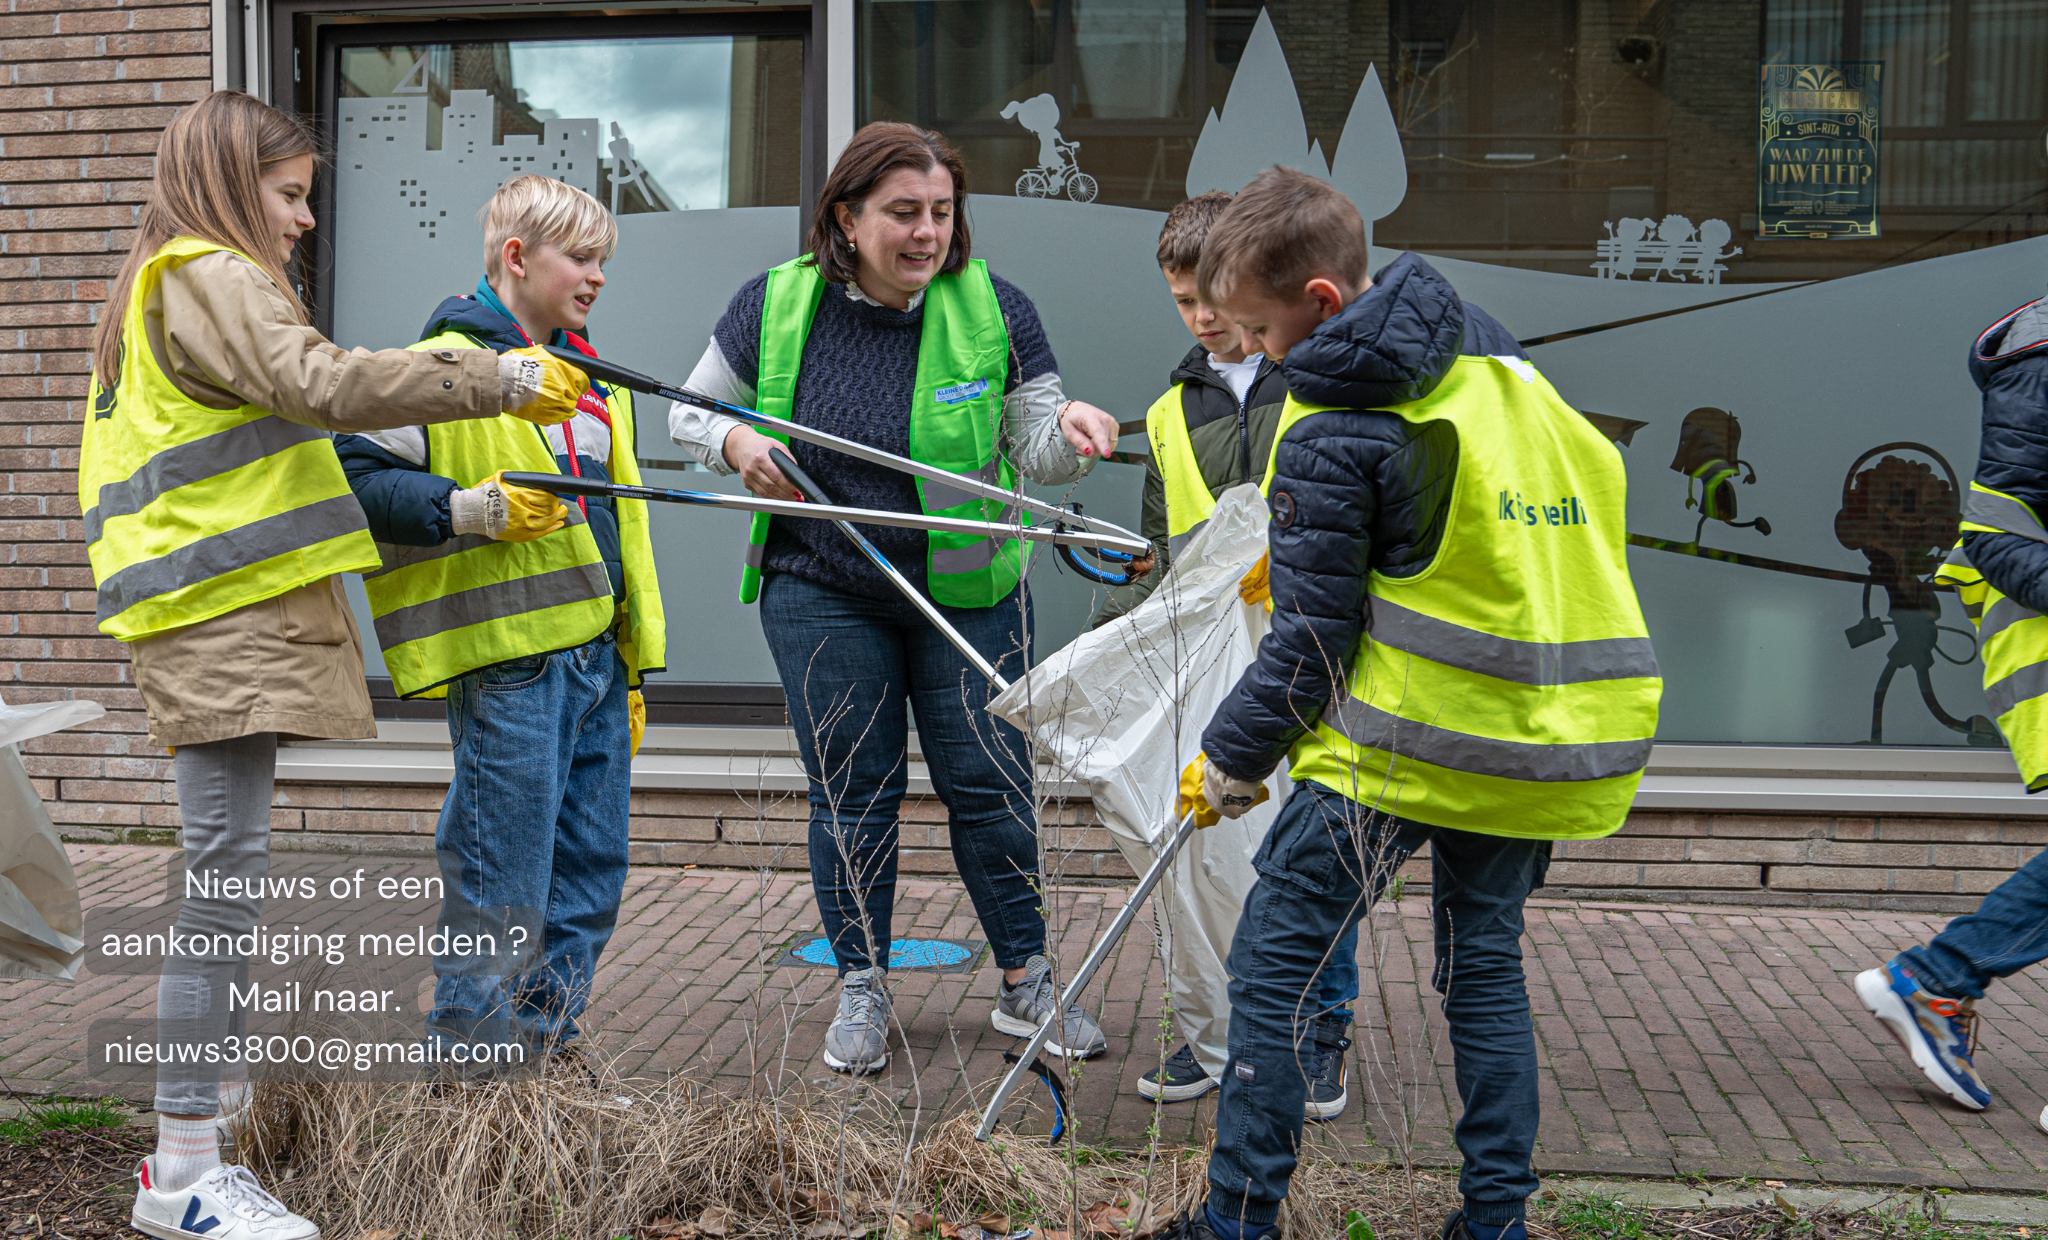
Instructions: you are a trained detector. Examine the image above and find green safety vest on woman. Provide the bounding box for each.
[80,237,381,641]
[360,330,666,698]
[1935,483,2048,790]
[743,257,1022,608]
[1263,357,1662,839]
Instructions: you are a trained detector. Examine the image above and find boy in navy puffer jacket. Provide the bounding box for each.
[1170,167,1659,1240]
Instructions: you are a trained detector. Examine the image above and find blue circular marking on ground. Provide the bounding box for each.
[791,938,973,969]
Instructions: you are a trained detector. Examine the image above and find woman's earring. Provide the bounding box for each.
[847,239,856,252]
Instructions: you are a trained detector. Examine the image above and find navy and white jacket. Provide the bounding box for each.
[1201,253,1525,781]
[334,290,625,597]
[1961,295,2048,614]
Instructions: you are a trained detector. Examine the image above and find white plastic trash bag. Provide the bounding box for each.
[990,484,1284,1079]
[0,693,102,980]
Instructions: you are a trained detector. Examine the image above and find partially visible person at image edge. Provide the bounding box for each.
[1861,287,2048,1124]
[1174,166,1662,1240]
[336,173,666,1066]
[77,91,588,1240]
[668,121,1123,1077]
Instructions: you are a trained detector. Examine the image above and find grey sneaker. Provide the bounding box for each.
[823,966,891,1074]
[1137,1042,1216,1101]
[1304,1014,1350,1120]
[991,953,1107,1058]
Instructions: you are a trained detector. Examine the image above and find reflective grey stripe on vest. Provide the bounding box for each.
[364,506,587,580]
[745,541,765,569]
[1168,520,1210,560]
[933,538,997,574]
[94,494,368,623]
[1367,597,1660,685]
[1965,489,2048,543]
[374,562,611,649]
[1981,596,2044,645]
[1987,658,2048,718]
[84,416,327,544]
[928,504,1020,575]
[921,461,1004,514]
[1321,691,1652,783]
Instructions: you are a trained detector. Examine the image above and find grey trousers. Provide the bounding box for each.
[155,732,276,1116]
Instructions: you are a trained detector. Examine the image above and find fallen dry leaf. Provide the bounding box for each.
[975,1214,1012,1236]
[351,1232,401,1240]
[699,1207,734,1238]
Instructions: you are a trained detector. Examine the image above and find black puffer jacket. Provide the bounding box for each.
[1960,296,2048,613]
[1202,253,1525,781]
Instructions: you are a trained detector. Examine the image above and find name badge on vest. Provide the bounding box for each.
[934,378,991,406]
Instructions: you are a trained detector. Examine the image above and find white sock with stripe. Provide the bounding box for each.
[151,1113,221,1192]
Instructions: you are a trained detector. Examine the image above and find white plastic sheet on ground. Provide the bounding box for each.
[0,693,102,980]
[991,484,1283,1079]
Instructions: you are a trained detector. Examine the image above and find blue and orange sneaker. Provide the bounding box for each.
[1854,959,1990,1110]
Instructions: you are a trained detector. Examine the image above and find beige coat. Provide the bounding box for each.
[123,249,502,748]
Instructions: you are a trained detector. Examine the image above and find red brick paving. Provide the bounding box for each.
[13,844,2048,1191]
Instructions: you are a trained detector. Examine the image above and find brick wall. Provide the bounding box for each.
[1,0,212,837]
[1548,811,2046,914]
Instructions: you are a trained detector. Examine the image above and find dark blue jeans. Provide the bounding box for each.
[1898,847,2048,999]
[760,572,1045,975]
[1210,780,1551,1228]
[429,632,631,1050]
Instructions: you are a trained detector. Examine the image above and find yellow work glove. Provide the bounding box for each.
[1177,752,1270,828]
[498,345,589,425]
[448,470,567,542]
[1238,552,1271,606]
[628,690,646,757]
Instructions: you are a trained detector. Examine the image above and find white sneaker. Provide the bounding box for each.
[132,1159,321,1239]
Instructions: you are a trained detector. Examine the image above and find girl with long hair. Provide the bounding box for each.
[82,90,588,1240]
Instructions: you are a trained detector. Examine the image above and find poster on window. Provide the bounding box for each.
[1756,62,1882,240]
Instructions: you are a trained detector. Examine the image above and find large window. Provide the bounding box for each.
[857,0,2048,746]
[315,16,812,691]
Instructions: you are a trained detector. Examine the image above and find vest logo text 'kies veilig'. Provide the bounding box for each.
[1501,491,1589,528]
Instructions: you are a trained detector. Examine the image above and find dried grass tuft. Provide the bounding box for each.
[239,1051,1168,1240]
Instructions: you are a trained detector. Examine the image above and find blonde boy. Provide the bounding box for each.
[335,175,667,1061]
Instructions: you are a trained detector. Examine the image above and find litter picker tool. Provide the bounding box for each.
[973,808,1202,1141]
[500,471,1148,556]
[542,345,1148,564]
[766,445,1010,691]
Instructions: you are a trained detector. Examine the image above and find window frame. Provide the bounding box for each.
[299,6,819,339]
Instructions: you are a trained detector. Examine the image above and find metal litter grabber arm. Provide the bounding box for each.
[767,447,1010,691]
[974,808,1202,1142]
[542,345,1144,549]
[499,471,1149,556]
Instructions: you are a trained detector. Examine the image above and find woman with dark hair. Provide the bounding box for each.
[669,122,1119,1075]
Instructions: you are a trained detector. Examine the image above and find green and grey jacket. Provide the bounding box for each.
[1092,346,1287,625]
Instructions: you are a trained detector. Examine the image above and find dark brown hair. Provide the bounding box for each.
[94,91,321,387]
[804,122,971,284]
[1196,166,1369,305]
[1156,190,1235,273]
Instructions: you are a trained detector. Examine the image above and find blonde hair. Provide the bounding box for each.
[92,91,319,388]
[480,175,617,280]
[1196,166,1370,305]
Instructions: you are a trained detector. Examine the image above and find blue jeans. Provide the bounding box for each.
[1898,847,2048,1000]
[760,572,1044,975]
[1210,781,1550,1228]
[428,632,631,1050]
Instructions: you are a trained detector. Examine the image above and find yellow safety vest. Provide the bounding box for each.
[1935,482,2048,790]
[1145,384,1222,538]
[1263,358,1662,839]
[80,237,380,641]
[360,330,666,698]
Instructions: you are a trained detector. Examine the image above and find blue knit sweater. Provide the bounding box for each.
[711,271,1057,602]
